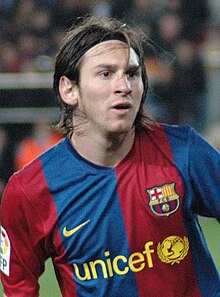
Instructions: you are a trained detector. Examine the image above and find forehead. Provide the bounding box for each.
[81,40,140,66]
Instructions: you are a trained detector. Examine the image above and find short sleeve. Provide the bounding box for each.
[0,175,47,296]
[188,127,220,221]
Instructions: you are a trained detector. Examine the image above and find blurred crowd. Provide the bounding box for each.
[0,0,211,72]
[0,0,211,70]
[0,0,217,125]
[0,0,220,198]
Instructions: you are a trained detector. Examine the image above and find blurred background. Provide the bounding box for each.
[0,0,220,295]
[1,0,220,195]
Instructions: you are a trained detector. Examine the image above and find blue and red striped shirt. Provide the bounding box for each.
[1,124,220,296]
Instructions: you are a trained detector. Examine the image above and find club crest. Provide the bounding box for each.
[146,183,180,216]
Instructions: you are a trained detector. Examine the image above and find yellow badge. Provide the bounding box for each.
[157,235,189,265]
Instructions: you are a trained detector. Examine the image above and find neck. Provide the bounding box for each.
[70,129,135,167]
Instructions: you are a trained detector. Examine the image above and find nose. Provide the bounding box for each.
[115,74,132,96]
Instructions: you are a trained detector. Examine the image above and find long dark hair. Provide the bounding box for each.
[53,16,153,134]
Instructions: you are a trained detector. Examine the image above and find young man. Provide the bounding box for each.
[1,16,220,297]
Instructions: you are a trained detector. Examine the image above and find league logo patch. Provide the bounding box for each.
[0,226,11,276]
[146,183,180,216]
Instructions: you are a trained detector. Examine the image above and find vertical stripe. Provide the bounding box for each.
[15,157,77,296]
[115,126,202,297]
[40,138,139,297]
[165,125,220,297]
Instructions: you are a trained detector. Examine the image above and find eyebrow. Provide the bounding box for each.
[94,63,141,71]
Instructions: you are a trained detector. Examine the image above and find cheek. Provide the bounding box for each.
[81,79,109,101]
[78,83,106,113]
[133,81,144,101]
[138,79,144,93]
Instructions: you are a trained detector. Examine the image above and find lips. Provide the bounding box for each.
[112,102,131,110]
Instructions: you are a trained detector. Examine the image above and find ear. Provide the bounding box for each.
[59,76,79,106]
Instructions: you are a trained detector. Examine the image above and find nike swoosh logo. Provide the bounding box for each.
[63,219,91,237]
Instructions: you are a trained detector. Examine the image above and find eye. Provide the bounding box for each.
[127,71,136,78]
[127,71,139,80]
[100,71,112,78]
[126,67,141,79]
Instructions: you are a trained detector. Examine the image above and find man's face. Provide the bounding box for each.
[74,40,144,136]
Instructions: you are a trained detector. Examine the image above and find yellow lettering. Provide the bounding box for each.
[129,252,145,272]
[90,259,108,279]
[143,241,154,268]
[73,240,156,281]
[105,251,113,277]
[73,263,92,280]
[113,255,129,275]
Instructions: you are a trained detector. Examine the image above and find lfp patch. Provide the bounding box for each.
[146,183,180,217]
[0,225,11,276]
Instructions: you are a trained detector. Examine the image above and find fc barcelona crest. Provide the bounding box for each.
[146,183,180,217]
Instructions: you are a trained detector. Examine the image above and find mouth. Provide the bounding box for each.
[112,102,131,110]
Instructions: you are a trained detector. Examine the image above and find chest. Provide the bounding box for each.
[53,159,184,262]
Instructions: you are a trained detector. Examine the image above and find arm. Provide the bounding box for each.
[189,127,220,221]
[0,175,47,296]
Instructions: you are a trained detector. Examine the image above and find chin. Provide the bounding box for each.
[108,123,134,135]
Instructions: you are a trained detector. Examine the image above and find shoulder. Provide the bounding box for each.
[141,123,193,144]
[139,123,216,162]
[146,123,220,167]
[148,123,219,154]
[154,123,192,138]
[1,141,65,217]
[10,137,66,192]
